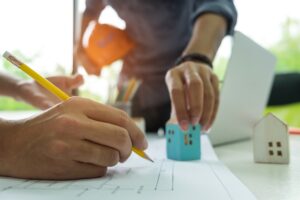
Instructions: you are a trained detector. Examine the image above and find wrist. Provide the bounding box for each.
[0,119,23,176]
[174,53,213,68]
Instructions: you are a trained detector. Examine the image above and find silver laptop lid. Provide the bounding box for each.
[209,31,276,146]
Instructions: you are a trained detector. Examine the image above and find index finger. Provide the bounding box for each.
[66,74,84,90]
[166,70,189,131]
[80,99,148,150]
[184,68,204,125]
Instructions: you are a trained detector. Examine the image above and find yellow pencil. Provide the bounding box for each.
[3,51,153,163]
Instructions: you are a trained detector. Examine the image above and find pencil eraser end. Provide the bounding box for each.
[2,51,11,59]
[2,51,22,67]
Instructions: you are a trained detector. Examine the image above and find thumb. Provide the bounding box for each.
[67,74,84,89]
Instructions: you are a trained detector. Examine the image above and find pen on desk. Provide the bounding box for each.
[116,83,126,102]
[128,80,141,101]
[2,51,153,163]
[123,78,136,102]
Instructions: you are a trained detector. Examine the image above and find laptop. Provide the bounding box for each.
[208,31,276,146]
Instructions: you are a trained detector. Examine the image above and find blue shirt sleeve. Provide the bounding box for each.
[192,0,238,35]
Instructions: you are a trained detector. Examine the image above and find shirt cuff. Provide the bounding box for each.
[192,1,238,35]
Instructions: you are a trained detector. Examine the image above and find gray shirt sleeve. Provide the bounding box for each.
[192,0,238,35]
[85,0,105,17]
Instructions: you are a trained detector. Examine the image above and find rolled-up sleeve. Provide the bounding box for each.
[85,0,105,17]
[192,0,238,35]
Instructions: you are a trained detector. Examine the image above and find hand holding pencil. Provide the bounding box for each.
[3,52,153,166]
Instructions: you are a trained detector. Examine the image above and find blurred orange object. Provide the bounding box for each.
[84,23,135,69]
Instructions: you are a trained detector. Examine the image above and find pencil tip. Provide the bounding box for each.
[144,154,154,163]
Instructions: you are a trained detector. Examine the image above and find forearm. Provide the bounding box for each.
[183,13,227,61]
[77,7,102,49]
[0,73,21,99]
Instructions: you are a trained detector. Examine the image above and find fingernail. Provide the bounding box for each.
[192,117,199,125]
[203,125,210,132]
[142,138,148,149]
[179,120,189,131]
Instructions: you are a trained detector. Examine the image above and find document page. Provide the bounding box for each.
[0,135,256,200]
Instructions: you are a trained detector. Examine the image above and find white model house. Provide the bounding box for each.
[253,113,290,164]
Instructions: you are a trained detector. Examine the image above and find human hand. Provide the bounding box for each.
[75,46,101,75]
[0,97,147,180]
[16,74,84,109]
[165,61,219,131]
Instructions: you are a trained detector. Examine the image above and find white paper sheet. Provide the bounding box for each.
[0,135,256,200]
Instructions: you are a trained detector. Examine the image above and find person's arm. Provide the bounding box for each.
[0,72,84,109]
[165,1,237,131]
[0,97,148,179]
[0,73,21,100]
[182,13,227,62]
[166,14,226,131]
[75,0,105,75]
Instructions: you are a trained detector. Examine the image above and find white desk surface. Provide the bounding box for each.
[1,111,299,200]
[215,135,300,200]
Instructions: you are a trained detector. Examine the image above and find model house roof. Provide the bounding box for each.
[254,113,288,130]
